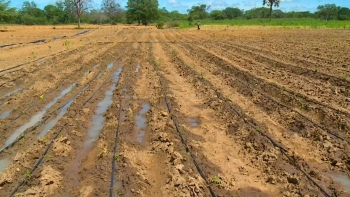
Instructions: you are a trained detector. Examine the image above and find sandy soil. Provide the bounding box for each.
[0,25,349,197]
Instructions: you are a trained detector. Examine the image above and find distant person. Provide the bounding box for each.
[197,21,200,30]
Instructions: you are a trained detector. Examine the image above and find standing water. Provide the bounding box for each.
[82,68,122,152]
[0,111,11,119]
[136,104,151,143]
[107,62,114,70]
[330,174,350,193]
[2,88,22,99]
[69,69,122,187]
[3,83,76,147]
[37,99,74,138]
[0,158,11,173]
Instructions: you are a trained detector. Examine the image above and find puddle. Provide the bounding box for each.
[135,65,141,73]
[188,118,200,127]
[107,62,114,70]
[3,83,75,147]
[70,69,122,183]
[135,104,151,143]
[83,68,122,150]
[0,111,11,119]
[283,165,296,174]
[330,174,350,193]
[0,158,11,173]
[38,99,74,138]
[2,87,22,99]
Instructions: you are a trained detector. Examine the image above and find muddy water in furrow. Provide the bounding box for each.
[0,41,133,197]
[2,83,75,148]
[0,28,349,197]
[69,68,122,187]
[0,34,125,128]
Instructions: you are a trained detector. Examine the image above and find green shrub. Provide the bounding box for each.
[156,22,164,29]
[166,21,180,28]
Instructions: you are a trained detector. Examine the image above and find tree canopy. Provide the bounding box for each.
[0,0,349,26]
[126,0,159,25]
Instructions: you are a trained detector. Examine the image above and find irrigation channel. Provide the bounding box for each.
[0,27,349,197]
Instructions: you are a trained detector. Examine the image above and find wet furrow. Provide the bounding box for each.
[0,41,128,146]
[173,40,350,144]
[7,67,123,197]
[170,40,350,196]
[0,41,134,196]
[0,48,131,197]
[11,32,143,196]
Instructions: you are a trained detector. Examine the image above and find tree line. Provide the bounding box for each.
[0,0,349,27]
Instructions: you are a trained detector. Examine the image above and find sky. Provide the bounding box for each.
[10,0,350,14]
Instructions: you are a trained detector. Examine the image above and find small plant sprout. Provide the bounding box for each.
[48,45,52,54]
[24,171,31,179]
[115,155,121,162]
[31,51,37,58]
[211,175,222,184]
[63,40,71,50]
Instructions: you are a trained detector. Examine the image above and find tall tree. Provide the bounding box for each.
[223,7,242,19]
[126,0,159,25]
[71,0,91,28]
[338,7,350,20]
[101,0,121,22]
[262,0,280,21]
[210,10,227,20]
[316,4,338,21]
[0,0,17,23]
[187,4,210,20]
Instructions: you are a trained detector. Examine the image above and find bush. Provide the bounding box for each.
[166,21,180,28]
[156,22,164,29]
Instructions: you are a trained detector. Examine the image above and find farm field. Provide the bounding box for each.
[0,25,349,197]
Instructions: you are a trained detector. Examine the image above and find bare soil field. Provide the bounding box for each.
[0,25,349,197]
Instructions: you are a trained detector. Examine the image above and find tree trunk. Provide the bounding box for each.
[270,4,272,21]
[78,16,81,28]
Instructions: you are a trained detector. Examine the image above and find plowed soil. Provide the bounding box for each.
[0,26,349,197]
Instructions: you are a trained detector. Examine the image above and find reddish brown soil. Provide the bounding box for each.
[0,26,349,197]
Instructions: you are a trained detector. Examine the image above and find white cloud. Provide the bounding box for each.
[168,0,178,5]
